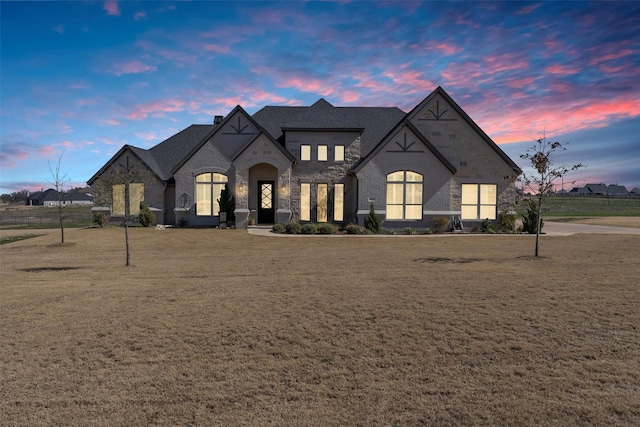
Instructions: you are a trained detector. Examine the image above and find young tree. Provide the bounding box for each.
[520,135,584,257]
[97,155,149,266]
[48,151,70,244]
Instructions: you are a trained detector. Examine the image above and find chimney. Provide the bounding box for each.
[214,115,223,124]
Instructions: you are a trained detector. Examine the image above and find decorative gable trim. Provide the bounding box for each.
[408,86,521,174]
[170,105,263,174]
[351,119,456,175]
[231,128,296,164]
[87,145,162,185]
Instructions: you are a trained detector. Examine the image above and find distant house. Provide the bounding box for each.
[630,187,640,196]
[88,86,522,229]
[606,185,629,196]
[584,183,608,195]
[26,189,93,206]
[26,189,57,206]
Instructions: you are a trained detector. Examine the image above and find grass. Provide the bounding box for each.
[519,196,640,217]
[1,227,640,425]
[0,233,43,245]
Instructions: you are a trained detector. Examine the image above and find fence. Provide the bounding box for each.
[0,209,94,228]
[538,195,640,215]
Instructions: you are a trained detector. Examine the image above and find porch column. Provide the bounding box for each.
[276,167,292,224]
[234,169,250,228]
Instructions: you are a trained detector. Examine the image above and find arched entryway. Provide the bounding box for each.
[249,163,278,224]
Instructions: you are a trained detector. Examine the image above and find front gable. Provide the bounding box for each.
[87,145,162,186]
[408,87,520,178]
[353,124,456,214]
[232,130,295,171]
[352,121,456,176]
[171,105,261,175]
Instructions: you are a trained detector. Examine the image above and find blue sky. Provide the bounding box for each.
[1,0,639,194]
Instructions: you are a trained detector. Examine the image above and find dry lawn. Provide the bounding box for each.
[1,227,639,426]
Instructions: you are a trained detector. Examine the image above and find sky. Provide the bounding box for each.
[1,0,639,195]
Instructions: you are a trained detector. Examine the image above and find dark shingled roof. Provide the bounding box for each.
[252,101,406,156]
[148,124,215,180]
[282,99,363,130]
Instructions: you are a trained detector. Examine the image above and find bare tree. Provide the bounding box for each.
[520,135,584,257]
[99,155,149,266]
[48,151,70,244]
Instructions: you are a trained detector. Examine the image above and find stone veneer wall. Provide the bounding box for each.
[288,134,361,223]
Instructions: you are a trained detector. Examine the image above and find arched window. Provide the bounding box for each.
[386,171,423,220]
[196,173,228,216]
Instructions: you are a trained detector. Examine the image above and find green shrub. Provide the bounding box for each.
[424,227,433,235]
[217,183,235,224]
[499,209,517,233]
[138,201,155,227]
[346,223,361,234]
[363,228,375,235]
[431,216,450,233]
[301,223,318,234]
[481,218,496,233]
[364,204,381,234]
[286,222,302,234]
[405,227,416,235]
[272,223,286,233]
[521,199,543,234]
[92,213,109,228]
[317,223,336,234]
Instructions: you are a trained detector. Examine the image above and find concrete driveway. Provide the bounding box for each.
[542,221,640,236]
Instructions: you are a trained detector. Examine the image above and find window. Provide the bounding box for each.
[301,145,311,161]
[461,184,497,220]
[112,183,144,216]
[386,171,423,220]
[334,145,345,162]
[196,173,228,216]
[318,145,328,161]
[300,183,311,221]
[317,184,328,222]
[334,183,344,221]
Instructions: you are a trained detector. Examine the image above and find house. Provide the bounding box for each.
[88,87,522,229]
[630,187,640,196]
[27,189,94,206]
[583,183,609,195]
[606,184,629,196]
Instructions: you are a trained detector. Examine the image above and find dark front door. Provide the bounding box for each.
[257,180,274,224]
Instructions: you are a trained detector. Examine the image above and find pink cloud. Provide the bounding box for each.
[515,3,541,15]
[415,41,462,56]
[545,64,580,75]
[112,60,157,76]
[382,68,435,93]
[104,119,122,126]
[471,91,640,144]
[589,49,637,65]
[134,11,146,21]
[103,1,120,16]
[203,44,230,54]
[504,77,537,88]
[127,99,186,120]
[484,54,529,74]
[37,145,57,157]
[134,131,158,142]
[135,40,198,66]
[75,98,100,107]
[0,144,31,168]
